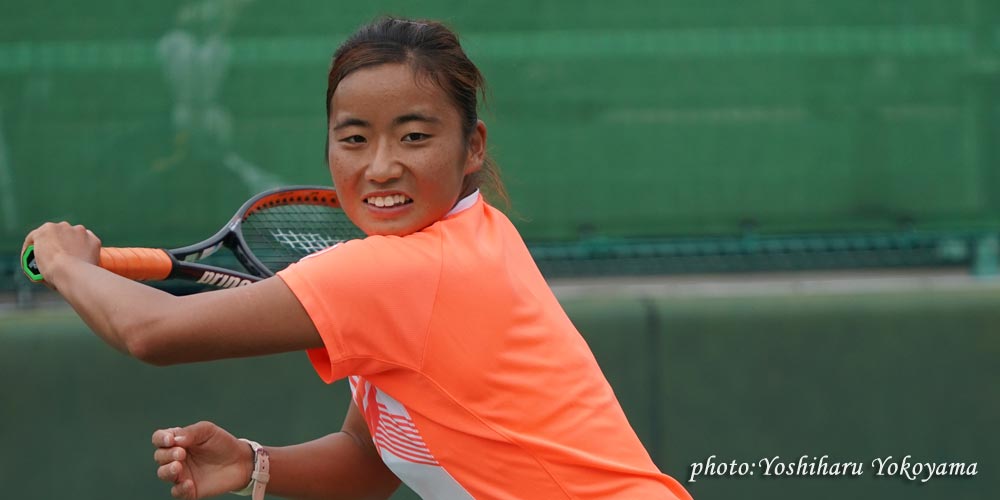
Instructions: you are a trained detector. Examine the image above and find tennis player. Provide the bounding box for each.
[23,17,692,500]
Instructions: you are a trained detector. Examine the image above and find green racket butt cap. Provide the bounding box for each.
[22,245,43,282]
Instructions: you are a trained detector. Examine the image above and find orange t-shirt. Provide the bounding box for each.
[278,192,692,500]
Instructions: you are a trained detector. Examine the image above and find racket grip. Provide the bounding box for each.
[99,248,173,281]
[22,246,173,282]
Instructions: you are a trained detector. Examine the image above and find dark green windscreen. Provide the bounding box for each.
[1,0,998,249]
[2,287,997,499]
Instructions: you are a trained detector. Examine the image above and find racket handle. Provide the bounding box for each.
[21,245,173,282]
[99,248,173,281]
[21,245,43,282]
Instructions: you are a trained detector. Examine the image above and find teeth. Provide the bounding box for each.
[367,195,410,207]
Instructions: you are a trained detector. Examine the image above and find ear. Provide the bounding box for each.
[463,120,487,175]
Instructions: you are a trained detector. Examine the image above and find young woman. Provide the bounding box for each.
[23,17,692,500]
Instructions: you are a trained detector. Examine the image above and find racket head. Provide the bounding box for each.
[228,186,364,276]
[19,186,363,287]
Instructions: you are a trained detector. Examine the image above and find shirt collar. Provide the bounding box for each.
[445,189,480,218]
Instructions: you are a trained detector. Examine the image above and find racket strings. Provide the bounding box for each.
[241,202,363,273]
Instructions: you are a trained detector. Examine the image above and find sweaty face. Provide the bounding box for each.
[328,63,483,236]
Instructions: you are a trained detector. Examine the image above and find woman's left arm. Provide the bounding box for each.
[24,222,322,365]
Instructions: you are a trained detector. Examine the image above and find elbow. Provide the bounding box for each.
[126,335,176,366]
[117,312,180,366]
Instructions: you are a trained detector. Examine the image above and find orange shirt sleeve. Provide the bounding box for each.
[276,234,441,383]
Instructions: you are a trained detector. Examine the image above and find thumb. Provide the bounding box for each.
[175,421,219,446]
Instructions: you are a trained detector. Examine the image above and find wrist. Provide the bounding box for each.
[43,252,77,286]
[232,439,269,499]
[232,439,256,495]
[239,439,255,491]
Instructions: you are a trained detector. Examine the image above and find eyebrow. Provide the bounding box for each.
[332,117,370,131]
[332,113,440,131]
[393,113,440,127]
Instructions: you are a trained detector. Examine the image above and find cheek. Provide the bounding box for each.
[419,157,464,194]
[327,158,354,187]
[429,144,470,182]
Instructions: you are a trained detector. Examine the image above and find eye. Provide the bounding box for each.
[402,132,430,143]
[339,135,366,145]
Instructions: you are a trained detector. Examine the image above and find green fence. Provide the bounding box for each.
[2,0,999,259]
[2,285,997,499]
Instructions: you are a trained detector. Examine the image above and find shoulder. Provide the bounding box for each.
[281,230,443,288]
[306,231,438,262]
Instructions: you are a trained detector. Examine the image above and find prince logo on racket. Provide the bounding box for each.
[195,272,252,288]
[22,17,692,500]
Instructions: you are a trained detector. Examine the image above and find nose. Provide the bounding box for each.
[366,141,403,184]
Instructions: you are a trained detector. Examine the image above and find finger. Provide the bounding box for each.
[20,223,54,256]
[85,228,102,246]
[21,224,54,266]
[171,479,195,500]
[73,224,94,239]
[154,446,186,465]
[157,461,183,483]
[177,421,217,445]
[21,228,37,257]
[152,429,175,448]
[152,427,184,448]
[72,224,94,243]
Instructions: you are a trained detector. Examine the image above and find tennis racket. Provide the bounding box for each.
[22,185,364,289]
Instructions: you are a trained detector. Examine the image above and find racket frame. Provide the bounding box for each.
[22,185,352,289]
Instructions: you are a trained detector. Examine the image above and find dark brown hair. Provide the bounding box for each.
[326,17,508,206]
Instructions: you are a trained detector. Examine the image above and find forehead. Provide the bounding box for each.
[331,63,455,118]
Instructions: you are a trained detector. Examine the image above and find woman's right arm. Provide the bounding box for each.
[23,222,325,365]
[154,402,400,500]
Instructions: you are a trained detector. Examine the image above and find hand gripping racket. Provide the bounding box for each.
[22,185,364,289]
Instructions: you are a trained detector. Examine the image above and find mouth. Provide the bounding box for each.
[364,193,413,208]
